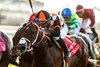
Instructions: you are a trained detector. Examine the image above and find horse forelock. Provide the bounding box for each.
[20,23,31,35]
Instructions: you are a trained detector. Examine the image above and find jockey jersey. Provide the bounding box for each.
[77,9,95,28]
[44,13,68,39]
[83,9,95,28]
[64,14,81,35]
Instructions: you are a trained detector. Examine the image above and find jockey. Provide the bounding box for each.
[35,10,70,59]
[76,5,99,43]
[61,8,81,35]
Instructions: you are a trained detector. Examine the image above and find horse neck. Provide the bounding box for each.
[33,31,49,60]
[33,43,48,61]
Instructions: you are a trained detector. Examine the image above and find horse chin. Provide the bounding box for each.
[18,43,27,55]
[18,46,27,55]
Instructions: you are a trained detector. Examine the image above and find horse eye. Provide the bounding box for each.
[25,27,30,33]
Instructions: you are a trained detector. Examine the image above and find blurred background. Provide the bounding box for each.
[0,0,100,42]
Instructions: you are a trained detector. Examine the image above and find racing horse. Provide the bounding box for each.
[66,35,89,67]
[12,22,90,67]
[12,22,63,67]
[0,31,18,67]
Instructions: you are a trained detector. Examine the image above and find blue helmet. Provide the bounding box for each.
[61,8,72,17]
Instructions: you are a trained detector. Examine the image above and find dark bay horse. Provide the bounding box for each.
[12,22,63,67]
[12,22,90,67]
[0,31,18,67]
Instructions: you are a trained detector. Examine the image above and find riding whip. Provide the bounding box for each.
[29,0,33,13]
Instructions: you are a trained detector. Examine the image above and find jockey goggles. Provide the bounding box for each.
[76,11,84,14]
[63,15,70,19]
[35,17,51,23]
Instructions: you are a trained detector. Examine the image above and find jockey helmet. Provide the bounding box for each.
[76,5,84,12]
[35,10,51,23]
[61,8,72,18]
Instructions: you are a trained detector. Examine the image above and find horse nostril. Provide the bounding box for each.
[19,44,26,49]
[19,46,26,51]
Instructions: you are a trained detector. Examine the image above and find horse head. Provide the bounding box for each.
[18,22,49,55]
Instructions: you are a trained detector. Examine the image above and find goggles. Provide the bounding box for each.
[63,16,70,19]
[35,17,51,22]
[76,11,84,14]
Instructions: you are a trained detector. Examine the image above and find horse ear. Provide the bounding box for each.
[23,23,27,27]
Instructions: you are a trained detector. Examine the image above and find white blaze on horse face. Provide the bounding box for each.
[19,37,27,45]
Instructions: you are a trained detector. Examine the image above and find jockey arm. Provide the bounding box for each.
[89,14,95,27]
[69,22,79,29]
[86,9,95,27]
[50,16,61,38]
[68,14,80,29]
[69,18,79,29]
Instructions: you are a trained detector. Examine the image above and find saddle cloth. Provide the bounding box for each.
[63,35,81,61]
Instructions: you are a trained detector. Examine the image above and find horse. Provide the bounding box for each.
[12,22,63,67]
[12,22,90,67]
[79,33,96,59]
[79,33,100,67]
[0,31,18,67]
[66,35,89,67]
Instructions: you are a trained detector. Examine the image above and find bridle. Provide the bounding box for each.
[19,22,46,52]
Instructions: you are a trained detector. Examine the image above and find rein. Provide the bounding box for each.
[31,23,44,45]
